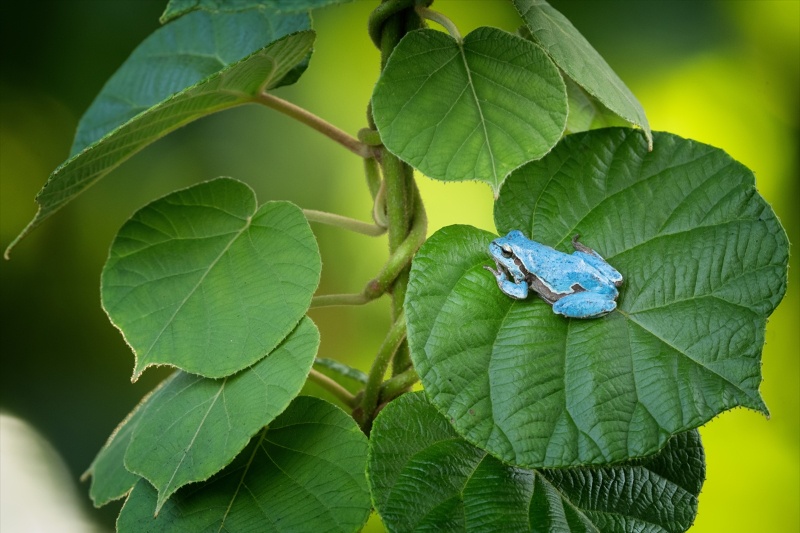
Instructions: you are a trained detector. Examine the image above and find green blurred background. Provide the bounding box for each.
[0,1,796,531]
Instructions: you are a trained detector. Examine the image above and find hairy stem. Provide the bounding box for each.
[358,128,383,147]
[307,369,357,408]
[363,156,383,201]
[255,92,374,158]
[310,197,425,309]
[379,367,419,404]
[303,209,386,237]
[416,6,462,42]
[363,185,427,300]
[359,312,407,429]
[382,152,411,253]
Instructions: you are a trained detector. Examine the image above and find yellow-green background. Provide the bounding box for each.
[0,1,796,531]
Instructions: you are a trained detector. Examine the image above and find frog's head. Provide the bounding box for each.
[488,230,527,282]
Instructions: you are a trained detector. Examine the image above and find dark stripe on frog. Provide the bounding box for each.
[513,256,565,305]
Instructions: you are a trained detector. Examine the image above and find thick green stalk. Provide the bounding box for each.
[382,151,411,253]
[309,195,426,309]
[379,367,419,404]
[359,312,407,430]
[362,156,382,201]
[363,186,427,300]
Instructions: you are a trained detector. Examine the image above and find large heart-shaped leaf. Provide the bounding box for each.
[118,396,371,531]
[406,128,788,469]
[101,178,321,380]
[512,0,652,148]
[372,27,567,195]
[161,0,353,24]
[124,317,319,513]
[369,392,704,533]
[82,374,178,507]
[4,10,314,258]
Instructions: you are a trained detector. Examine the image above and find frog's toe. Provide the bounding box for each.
[553,292,616,319]
[483,265,501,279]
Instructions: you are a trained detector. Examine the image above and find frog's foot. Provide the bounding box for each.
[552,292,616,319]
[483,258,506,280]
[483,262,529,299]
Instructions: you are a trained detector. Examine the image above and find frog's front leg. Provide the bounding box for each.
[483,261,529,299]
[552,291,616,318]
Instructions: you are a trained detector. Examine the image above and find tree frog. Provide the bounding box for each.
[484,231,623,319]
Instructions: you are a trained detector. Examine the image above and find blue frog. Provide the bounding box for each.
[484,231,623,319]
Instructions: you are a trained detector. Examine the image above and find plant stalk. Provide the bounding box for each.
[256,92,374,158]
[416,6,462,42]
[310,293,373,308]
[303,209,386,237]
[363,185,427,300]
[379,367,419,404]
[307,369,357,408]
[359,312,407,429]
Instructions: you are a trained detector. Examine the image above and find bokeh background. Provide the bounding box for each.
[0,1,797,531]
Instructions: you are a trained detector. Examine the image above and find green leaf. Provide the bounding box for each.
[101,178,321,380]
[118,396,371,531]
[372,27,567,195]
[314,358,368,384]
[512,0,652,148]
[82,374,179,507]
[161,0,353,24]
[369,392,704,533]
[123,317,319,513]
[564,76,631,134]
[406,129,788,469]
[4,13,314,258]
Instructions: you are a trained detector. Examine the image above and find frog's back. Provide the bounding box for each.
[519,247,613,295]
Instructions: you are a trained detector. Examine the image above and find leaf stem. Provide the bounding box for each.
[359,312,407,430]
[363,156,383,201]
[307,369,357,408]
[302,209,386,237]
[379,367,419,404]
[255,92,374,158]
[416,6,463,42]
[310,293,373,308]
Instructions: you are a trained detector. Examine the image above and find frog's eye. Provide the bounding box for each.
[500,245,513,258]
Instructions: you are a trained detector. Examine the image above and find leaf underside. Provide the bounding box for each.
[4,10,315,258]
[123,317,319,513]
[160,0,353,24]
[406,128,788,469]
[512,0,652,148]
[564,76,631,134]
[83,373,179,507]
[372,27,567,195]
[118,396,372,532]
[369,393,704,533]
[101,178,321,379]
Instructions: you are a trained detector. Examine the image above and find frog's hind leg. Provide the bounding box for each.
[571,234,599,256]
[552,292,616,319]
[571,234,623,287]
